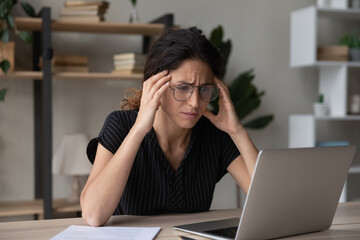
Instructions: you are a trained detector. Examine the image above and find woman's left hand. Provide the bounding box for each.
[203,77,243,136]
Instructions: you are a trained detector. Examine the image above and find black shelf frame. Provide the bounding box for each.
[31,7,173,219]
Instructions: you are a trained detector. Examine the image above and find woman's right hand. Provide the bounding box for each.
[135,70,171,134]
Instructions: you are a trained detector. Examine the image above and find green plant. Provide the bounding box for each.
[339,31,360,49]
[0,0,35,102]
[130,0,137,6]
[209,26,274,129]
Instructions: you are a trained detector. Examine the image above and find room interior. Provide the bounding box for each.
[0,0,359,224]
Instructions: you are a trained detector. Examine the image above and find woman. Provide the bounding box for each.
[81,27,258,227]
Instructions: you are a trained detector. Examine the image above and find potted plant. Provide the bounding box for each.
[209,26,274,129]
[0,0,35,102]
[338,31,360,61]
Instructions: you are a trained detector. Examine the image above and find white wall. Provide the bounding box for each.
[1,0,358,209]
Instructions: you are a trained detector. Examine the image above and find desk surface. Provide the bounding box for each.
[1,202,360,240]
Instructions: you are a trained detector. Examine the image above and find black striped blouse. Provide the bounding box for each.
[87,110,240,215]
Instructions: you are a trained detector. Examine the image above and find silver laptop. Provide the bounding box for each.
[174,146,356,240]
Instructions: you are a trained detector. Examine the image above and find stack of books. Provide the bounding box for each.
[112,53,146,74]
[59,1,109,22]
[317,46,349,61]
[39,54,89,73]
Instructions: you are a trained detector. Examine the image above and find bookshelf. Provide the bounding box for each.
[1,8,173,219]
[0,71,144,81]
[289,5,360,202]
[15,17,165,35]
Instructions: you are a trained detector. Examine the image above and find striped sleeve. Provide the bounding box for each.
[218,131,240,181]
[86,111,134,164]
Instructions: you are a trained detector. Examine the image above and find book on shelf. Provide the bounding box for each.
[114,62,145,70]
[113,53,146,61]
[113,53,146,74]
[317,46,349,61]
[113,65,144,71]
[39,54,89,73]
[65,1,109,8]
[59,7,99,16]
[53,65,89,73]
[57,16,103,22]
[60,0,109,22]
[39,54,89,66]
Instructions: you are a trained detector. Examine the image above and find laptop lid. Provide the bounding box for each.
[174,146,356,240]
[236,145,356,239]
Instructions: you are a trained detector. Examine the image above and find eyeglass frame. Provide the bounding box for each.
[169,83,220,102]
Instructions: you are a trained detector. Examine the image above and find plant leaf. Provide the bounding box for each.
[0,0,12,19]
[229,69,255,102]
[19,31,33,43]
[0,59,10,73]
[0,88,7,102]
[21,2,36,17]
[234,96,261,121]
[6,14,14,29]
[210,26,223,46]
[209,26,232,78]
[1,29,9,42]
[243,115,274,129]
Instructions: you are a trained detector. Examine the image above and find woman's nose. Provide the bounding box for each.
[187,88,200,108]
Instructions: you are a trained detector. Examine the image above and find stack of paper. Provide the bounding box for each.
[51,225,161,240]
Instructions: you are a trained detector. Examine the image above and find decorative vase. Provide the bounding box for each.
[129,5,139,23]
[349,48,360,61]
[314,102,329,117]
[349,94,360,114]
[0,41,15,72]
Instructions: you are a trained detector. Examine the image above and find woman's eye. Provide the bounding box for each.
[176,85,191,91]
[201,87,212,93]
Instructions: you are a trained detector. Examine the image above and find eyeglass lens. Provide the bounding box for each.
[173,84,219,102]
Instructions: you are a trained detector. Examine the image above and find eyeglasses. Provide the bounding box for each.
[169,83,219,102]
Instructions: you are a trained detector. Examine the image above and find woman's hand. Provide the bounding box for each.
[203,77,244,136]
[135,70,171,134]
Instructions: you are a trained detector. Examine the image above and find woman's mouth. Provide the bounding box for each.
[181,112,199,119]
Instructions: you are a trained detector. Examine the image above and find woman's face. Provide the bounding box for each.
[160,59,214,129]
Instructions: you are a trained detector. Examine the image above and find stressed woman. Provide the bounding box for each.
[80,27,258,227]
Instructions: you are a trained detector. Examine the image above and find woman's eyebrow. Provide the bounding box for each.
[173,80,193,85]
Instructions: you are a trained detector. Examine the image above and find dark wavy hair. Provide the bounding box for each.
[121,26,224,110]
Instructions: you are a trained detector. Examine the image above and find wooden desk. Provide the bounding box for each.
[0,202,360,240]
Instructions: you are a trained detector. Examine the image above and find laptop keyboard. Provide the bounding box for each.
[205,226,238,238]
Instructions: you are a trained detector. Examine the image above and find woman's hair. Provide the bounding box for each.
[121,26,224,110]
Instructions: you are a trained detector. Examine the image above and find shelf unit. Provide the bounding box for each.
[289,6,360,202]
[1,7,173,219]
[0,71,143,81]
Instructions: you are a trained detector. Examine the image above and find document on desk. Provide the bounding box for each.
[51,225,161,240]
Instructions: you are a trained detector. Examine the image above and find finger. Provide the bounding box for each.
[149,74,171,97]
[215,80,232,103]
[153,81,170,102]
[143,70,169,92]
[148,70,169,85]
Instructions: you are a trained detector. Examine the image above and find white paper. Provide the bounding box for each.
[51,225,161,240]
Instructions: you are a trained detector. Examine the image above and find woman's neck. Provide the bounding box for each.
[153,107,191,153]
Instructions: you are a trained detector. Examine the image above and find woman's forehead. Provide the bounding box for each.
[170,59,213,84]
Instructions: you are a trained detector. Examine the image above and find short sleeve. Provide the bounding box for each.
[218,131,240,181]
[86,110,136,164]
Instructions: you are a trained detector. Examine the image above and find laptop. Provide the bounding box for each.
[174,146,356,240]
